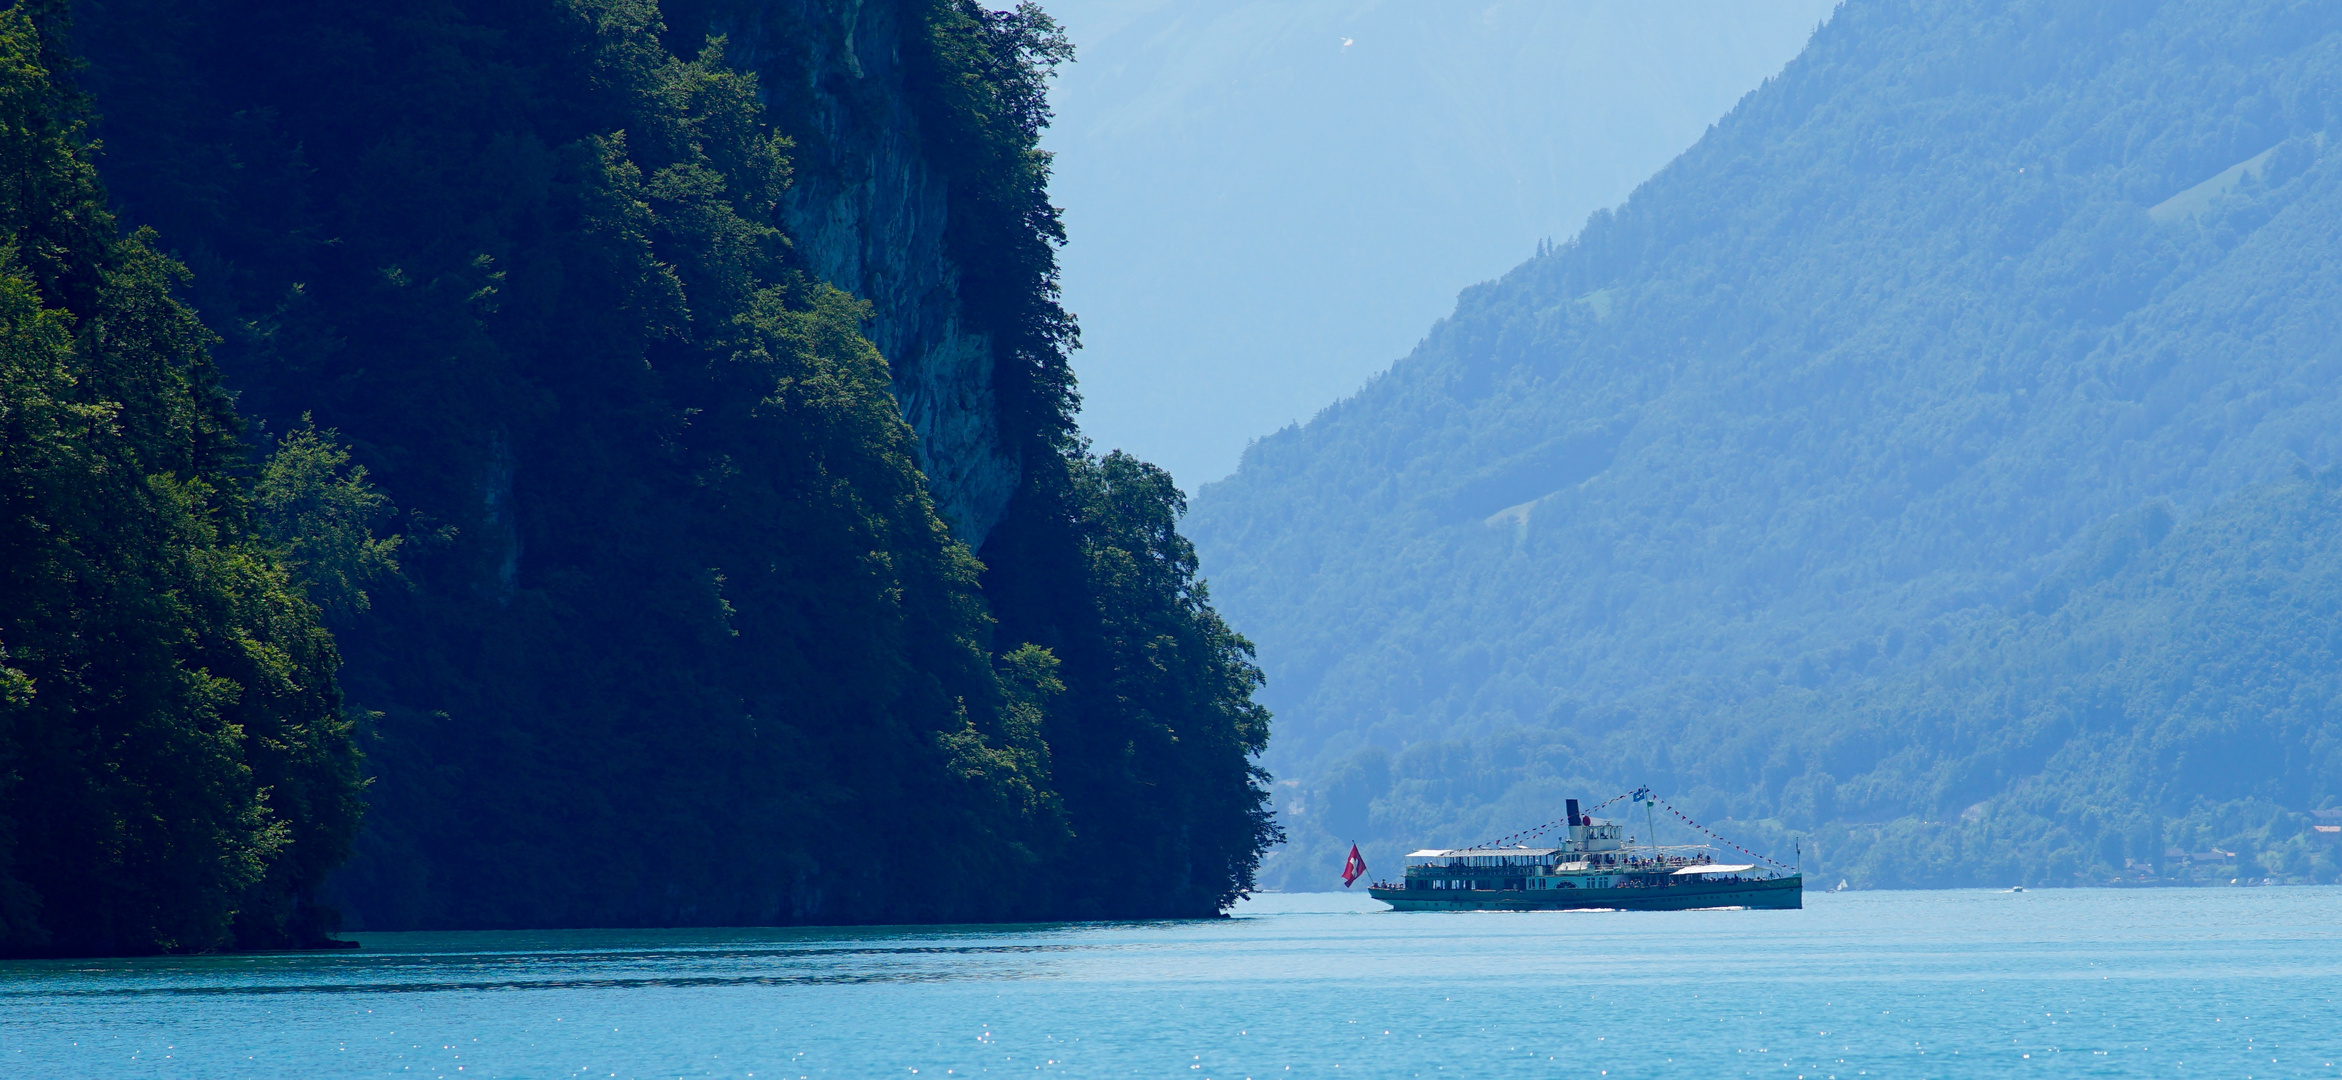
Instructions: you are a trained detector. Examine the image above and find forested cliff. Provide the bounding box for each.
[0,0,1275,956]
[1193,0,2342,891]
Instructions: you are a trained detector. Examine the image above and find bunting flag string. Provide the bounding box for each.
[1462,790,1796,873]
[1649,797,1796,871]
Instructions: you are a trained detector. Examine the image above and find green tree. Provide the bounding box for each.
[254,417,403,623]
[1071,450,1282,910]
[0,6,360,956]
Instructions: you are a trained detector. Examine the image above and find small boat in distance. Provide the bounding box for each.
[1364,794,1802,912]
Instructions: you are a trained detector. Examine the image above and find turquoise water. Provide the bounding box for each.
[7,887,2341,1078]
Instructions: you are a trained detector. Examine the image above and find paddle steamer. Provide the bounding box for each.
[1363,797,1802,911]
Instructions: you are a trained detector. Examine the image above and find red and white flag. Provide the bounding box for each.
[1341,843,1368,888]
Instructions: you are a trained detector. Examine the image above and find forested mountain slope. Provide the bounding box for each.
[0,0,1274,952]
[1779,478,2342,887]
[1189,0,2342,889]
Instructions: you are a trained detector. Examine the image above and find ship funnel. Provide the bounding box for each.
[1565,798,1580,824]
[1566,798,1586,846]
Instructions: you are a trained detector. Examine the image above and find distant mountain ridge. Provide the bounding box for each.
[1190,0,2342,889]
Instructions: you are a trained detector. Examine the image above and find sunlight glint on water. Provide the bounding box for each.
[6,888,2340,1078]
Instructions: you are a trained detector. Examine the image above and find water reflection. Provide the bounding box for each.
[0,914,1238,999]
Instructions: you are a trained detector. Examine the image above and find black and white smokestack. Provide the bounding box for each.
[1565,799,1581,828]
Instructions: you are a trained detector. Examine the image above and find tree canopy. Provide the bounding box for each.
[0,6,361,955]
[0,0,1280,946]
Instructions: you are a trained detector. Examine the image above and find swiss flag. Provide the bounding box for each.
[1341,843,1368,888]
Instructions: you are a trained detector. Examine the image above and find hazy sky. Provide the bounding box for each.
[1038,0,1839,488]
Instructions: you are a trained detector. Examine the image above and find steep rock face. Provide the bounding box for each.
[695,0,1021,544]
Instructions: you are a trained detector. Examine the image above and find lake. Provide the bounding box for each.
[7,887,2339,1078]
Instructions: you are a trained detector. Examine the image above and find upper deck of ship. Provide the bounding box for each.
[1399,816,1732,878]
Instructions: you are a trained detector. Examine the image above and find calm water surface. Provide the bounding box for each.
[7,888,2341,1078]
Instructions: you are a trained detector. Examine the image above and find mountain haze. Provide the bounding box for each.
[1045,0,1836,485]
[1191,0,2342,889]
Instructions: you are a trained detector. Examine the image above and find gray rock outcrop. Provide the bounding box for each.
[714,0,1023,545]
